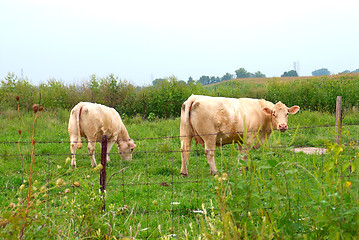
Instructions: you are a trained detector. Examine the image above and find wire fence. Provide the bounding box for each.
[0,123,358,238]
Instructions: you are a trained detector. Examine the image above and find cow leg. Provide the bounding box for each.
[180,136,192,176]
[204,137,217,176]
[70,139,77,168]
[103,140,115,163]
[87,138,97,168]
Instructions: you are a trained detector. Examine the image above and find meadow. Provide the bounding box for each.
[0,105,358,239]
[1,73,359,239]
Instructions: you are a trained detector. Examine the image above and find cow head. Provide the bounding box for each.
[262,102,300,132]
[118,139,136,161]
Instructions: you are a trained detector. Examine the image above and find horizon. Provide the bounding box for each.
[1,0,358,86]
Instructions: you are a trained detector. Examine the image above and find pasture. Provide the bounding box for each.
[0,106,358,239]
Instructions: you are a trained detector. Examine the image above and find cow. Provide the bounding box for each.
[180,95,300,176]
[68,102,136,168]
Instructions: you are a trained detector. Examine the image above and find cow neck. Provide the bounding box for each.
[119,125,130,142]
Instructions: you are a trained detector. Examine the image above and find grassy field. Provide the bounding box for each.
[0,107,358,239]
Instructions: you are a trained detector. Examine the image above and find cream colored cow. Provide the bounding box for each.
[180,95,299,176]
[68,102,136,168]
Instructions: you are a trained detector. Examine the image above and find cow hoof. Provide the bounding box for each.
[181,172,188,177]
[211,171,218,176]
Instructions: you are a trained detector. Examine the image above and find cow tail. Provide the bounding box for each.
[180,100,194,137]
[181,97,202,145]
[75,105,83,149]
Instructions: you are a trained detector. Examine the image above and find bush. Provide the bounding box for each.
[265,74,359,112]
[1,73,359,117]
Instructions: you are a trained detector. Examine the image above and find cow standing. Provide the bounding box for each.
[68,102,136,168]
[180,95,300,176]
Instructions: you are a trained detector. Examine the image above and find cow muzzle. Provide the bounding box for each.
[121,153,133,161]
[278,123,288,132]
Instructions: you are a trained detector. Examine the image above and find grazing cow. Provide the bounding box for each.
[180,95,300,176]
[68,102,136,168]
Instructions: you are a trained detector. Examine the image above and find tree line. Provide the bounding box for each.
[155,67,359,86]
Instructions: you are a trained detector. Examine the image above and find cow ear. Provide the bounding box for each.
[262,107,272,115]
[288,106,300,114]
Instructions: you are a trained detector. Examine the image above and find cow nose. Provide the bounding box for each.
[279,124,288,132]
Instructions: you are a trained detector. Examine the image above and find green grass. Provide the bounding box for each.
[0,108,358,239]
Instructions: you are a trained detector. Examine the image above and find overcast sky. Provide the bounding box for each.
[1,0,358,86]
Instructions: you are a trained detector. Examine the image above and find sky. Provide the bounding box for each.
[0,0,358,86]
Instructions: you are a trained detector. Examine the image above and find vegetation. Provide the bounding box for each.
[0,93,358,238]
[281,70,298,77]
[1,73,359,119]
[312,68,331,76]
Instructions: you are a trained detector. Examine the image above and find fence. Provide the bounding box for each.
[0,97,358,239]
[1,124,358,238]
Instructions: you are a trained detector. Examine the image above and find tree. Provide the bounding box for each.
[253,71,266,78]
[188,76,195,84]
[235,68,250,78]
[221,72,234,81]
[312,68,330,76]
[209,76,220,84]
[235,68,251,79]
[198,75,211,85]
[281,70,298,77]
[352,69,359,73]
[152,78,165,86]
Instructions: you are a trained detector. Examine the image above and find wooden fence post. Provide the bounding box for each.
[100,135,108,211]
[335,96,343,144]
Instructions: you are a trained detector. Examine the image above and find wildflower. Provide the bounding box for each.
[221,172,228,181]
[345,181,352,188]
[152,200,158,205]
[40,186,46,192]
[32,186,37,191]
[32,104,39,113]
[18,129,22,135]
[93,164,103,172]
[65,189,70,193]
[16,96,19,101]
[9,203,16,209]
[56,178,65,187]
[65,157,71,165]
[39,106,43,111]
[19,184,25,190]
[57,165,62,169]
